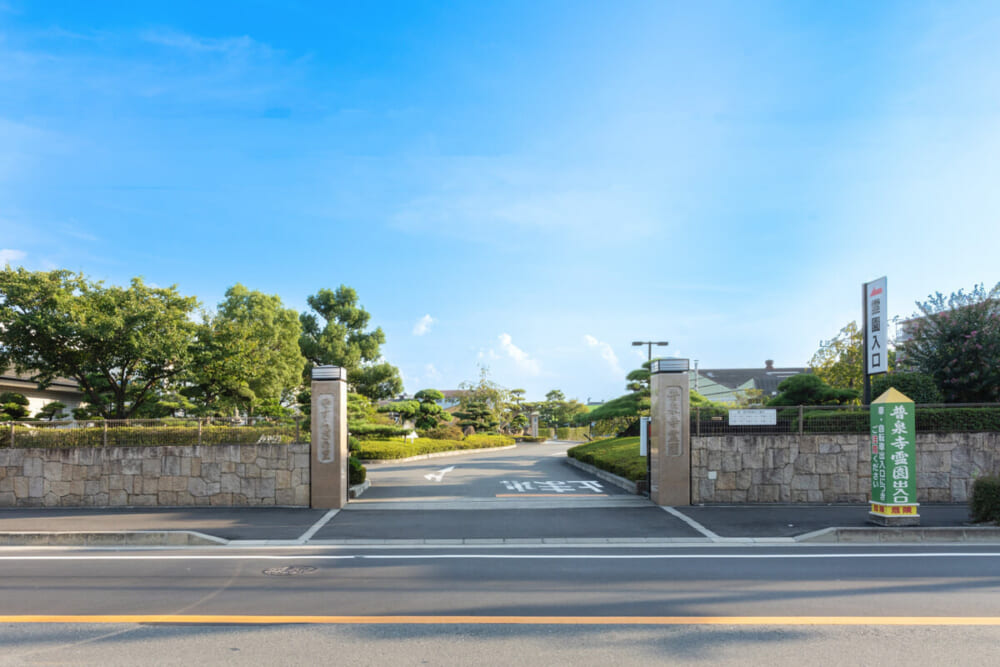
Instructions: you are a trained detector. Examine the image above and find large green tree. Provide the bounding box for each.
[299,286,402,400]
[187,284,304,416]
[454,368,509,433]
[898,282,1000,402]
[0,392,30,421]
[0,268,198,418]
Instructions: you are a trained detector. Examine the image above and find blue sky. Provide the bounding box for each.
[1,1,997,402]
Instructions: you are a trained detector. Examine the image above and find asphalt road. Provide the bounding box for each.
[2,545,1000,665]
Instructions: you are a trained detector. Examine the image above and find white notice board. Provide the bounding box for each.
[728,409,777,426]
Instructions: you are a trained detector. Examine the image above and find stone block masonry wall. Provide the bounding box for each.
[691,432,1000,504]
[0,443,311,507]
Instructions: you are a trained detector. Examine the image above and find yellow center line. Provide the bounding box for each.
[2,615,1000,626]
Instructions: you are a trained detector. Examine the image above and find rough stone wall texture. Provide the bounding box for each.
[0,443,310,507]
[691,432,1000,504]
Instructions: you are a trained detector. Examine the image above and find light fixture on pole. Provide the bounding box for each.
[632,340,670,361]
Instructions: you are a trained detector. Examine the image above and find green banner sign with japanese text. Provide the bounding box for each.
[870,388,918,518]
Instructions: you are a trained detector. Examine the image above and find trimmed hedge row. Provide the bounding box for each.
[348,422,411,440]
[348,456,367,486]
[0,424,297,448]
[356,435,514,460]
[798,407,1000,433]
[567,437,645,482]
[555,426,590,441]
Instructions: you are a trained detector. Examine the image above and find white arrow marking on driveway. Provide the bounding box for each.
[423,466,456,482]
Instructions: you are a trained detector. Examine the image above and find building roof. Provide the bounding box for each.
[0,368,81,393]
[690,360,808,402]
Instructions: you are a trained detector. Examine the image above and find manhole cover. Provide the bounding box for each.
[263,566,317,576]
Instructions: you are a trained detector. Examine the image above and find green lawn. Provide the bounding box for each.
[566,436,645,482]
[355,435,514,460]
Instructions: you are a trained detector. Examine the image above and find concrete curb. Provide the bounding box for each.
[563,456,638,495]
[360,444,516,465]
[0,530,228,547]
[799,526,1000,543]
[349,479,370,499]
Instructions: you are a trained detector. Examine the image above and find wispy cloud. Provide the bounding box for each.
[0,248,26,265]
[584,334,623,377]
[140,29,276,59]
[412,313,435,336]
[498,333,540,376]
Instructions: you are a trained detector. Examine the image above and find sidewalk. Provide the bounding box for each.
[0,503,996,546]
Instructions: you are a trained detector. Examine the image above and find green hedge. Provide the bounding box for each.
[970,475,1000,523]
[515,435,547,443]
[567,437,645,482]
[348,457,367,486]
[356,435,513,460]
[0,424,298,448]
[348,422,411,440]
[555,426,590,441]
[796,407,1000,433]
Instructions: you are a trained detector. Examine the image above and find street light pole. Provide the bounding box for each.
[632,340,669,362]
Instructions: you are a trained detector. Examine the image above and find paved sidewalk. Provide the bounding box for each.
[0,502,993,546]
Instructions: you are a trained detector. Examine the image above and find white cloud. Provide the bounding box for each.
[412,314,435,336]
[424,363,440,380]
[584,334,624,377]
[498,333,540,376]
[0,248,26,265]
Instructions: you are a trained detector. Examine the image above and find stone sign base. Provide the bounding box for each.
[868,503,920,526]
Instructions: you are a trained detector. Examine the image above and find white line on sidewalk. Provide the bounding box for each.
[660,506,721,541]
[297,509,340,543]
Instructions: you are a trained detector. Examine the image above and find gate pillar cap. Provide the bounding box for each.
[651,359,690,374]
[312,366,346,381]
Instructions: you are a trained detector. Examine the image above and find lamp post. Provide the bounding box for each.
[632,340,669,362]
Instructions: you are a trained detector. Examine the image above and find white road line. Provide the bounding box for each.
[660,506,721,540]
[423,466,456,482]
[297,509,340,543]
[0,552,997,561]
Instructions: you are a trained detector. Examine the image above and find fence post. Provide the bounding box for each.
[696,407,701,436]
[102,421,108,447]
[198,418,203,446]
[798,405,804,435]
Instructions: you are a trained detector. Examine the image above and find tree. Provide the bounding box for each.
[188,284,304,416]
[810,321,865,393]
[504,388,529,432]
[767,374,858,406]
[298,286,402,400]
[898,283,1000,402]
[871,372,943,404]
[35,401,67,421]
[412,389,447,430]
[0,268,199,419]
[454,368,509,433]
[0,392,30,421]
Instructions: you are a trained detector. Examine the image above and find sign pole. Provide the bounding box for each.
[862,281,871,405]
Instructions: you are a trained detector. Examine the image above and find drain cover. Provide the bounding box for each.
[263,566,317,576]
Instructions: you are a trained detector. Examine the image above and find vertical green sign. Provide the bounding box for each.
[870,388,918,518]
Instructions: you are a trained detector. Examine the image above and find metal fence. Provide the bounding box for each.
[0,417,306,448]
[691,403,1000,436]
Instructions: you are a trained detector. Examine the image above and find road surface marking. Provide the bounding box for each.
[297,509,339,543]
[1,615,1000,626]
[1,552,998,561]
[423,466,456,482]
[495,494,609,498]
[660,506,721,540]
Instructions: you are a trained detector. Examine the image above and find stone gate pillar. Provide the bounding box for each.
[310,365,348,509]
[530,412,539,438]
[649,359,691,506]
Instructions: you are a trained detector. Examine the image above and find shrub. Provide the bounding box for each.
[515,435,547,443]
[422,423,464,441]
[555,426,590,441]
[463,433,514,448]
[797,407,1000,433]
[567,437,645,482]
[970,475,1000,523]
[348,422,410,440]
[348,456,367,486]
[872,372,944,404]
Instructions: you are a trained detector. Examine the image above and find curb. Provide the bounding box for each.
[563,456,638,495]
[799,526,1000,543]
[359,444,516,465]
[349,480,370,499]
[0,530,227,547]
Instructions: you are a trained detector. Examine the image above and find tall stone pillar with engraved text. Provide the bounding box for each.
[310,366,348,509]
[649,359,691,506]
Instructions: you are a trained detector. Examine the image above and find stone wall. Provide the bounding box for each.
[691,432,1000,504]
[0,443,311,507]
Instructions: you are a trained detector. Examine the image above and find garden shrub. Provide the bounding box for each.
[567,437,645,482]
[555,426,590,441]
[348,422,410,440]
[422,423,464,441]
[970,475,1000,523]
[797,407,1000,434]
[348,456,367,486]
[463,433,514,448]
[872,372,944,404]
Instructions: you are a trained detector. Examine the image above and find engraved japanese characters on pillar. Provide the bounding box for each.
[664,386,683,456]
[317,395,335,464]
